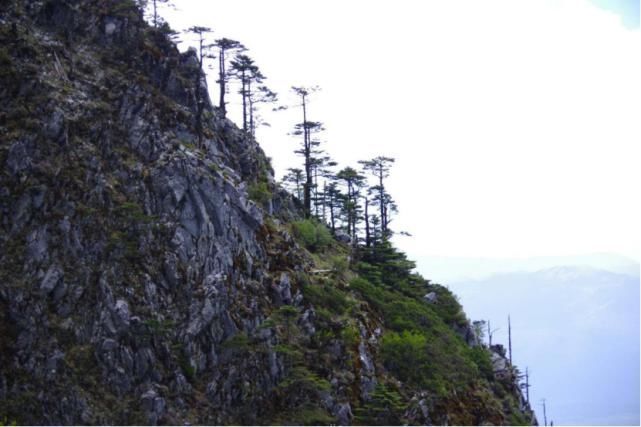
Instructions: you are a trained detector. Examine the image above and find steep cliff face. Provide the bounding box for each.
[0,1,536,425]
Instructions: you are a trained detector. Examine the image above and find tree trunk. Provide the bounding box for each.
[508,315,512,364]
[378,165,386,234]
[153,0,158,27]
[322,182,327,224]
[248,80,254,136]
[218,49,226,115]
[195,35,203,147]
[313,166,319,218]
[241,70,247,131]
[329,194,335,233]
[301,94,311,218]
[364,197,370,247]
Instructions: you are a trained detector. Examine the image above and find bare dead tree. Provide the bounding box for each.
[508,314,513,364]
[540,399,548,426]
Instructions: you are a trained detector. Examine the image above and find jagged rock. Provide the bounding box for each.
[335,402,353,426]
[491,351,509,374]
[358,324,377,399]
[327,340,343,361]
[113,299,131,333]
[171,370,192,395]
[6,139,33,176]
[45,349,64,378]
[140,388,166,425]
[134,347,155,379]
[423,291,438,303]
[335,230,352,244]
[404,392,431,425]
[271,272,292,305]
[40,265,63,294]
[299,307,316,336]
[45,109,65,140]
[454,321,480,347]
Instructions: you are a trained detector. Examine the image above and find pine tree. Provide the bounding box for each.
[359,156,396,238]
[282,168,304,201]
[151,0,169,28]
[310,154,337,218]
[249,85,277,136]
[325,181,341,234]
[230,54,258,132]
[291,86,320,217]
[231,55,277,136]
[138,0,174,28]
[215,38,245,116]
[336,167,365,242]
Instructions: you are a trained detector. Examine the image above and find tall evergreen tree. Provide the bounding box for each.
[291,86,320,217]
[231,56,277,136]
[325,181,341,234]
[336,167,365,242]
[359,156,396,238]
[310,154,337,218]
[230,54,258,132]
[215,38,245,116]
[363,193,373,247]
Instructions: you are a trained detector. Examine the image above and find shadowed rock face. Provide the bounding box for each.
[0,1,301,424]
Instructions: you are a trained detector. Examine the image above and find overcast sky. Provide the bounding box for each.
[163,0,640,262]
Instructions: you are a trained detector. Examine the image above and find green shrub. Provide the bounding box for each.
[288,406,335,426]
[222,332,251,353]
[330,255,349,276]
[278,366,331,394]
[469,346,494,381]
[340,323,360,347]
[248,180,272,205]
[302,282,352,315]
[381,331,428,382]
[291,219,332,252]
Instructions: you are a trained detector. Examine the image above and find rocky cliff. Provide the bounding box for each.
[0,1,536,425]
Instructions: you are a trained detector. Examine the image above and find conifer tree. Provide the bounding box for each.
[359,156,396,238]
[310,154,337,218]
[249,85,277,136]
[363,193,373,247]
[230,54,258,132]
[138,0,174,28]
[151,0,170,28]
[282,168,304,201]
[325,182,341,234]
[291,86,320,217]
[231,56,277,136]
[336,167,365,242]
[215,38,245,116]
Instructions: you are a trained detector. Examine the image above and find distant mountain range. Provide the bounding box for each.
[412,253,639,284]
[441,263,640,425]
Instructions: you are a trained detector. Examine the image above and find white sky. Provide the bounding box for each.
[163,0,641,261]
